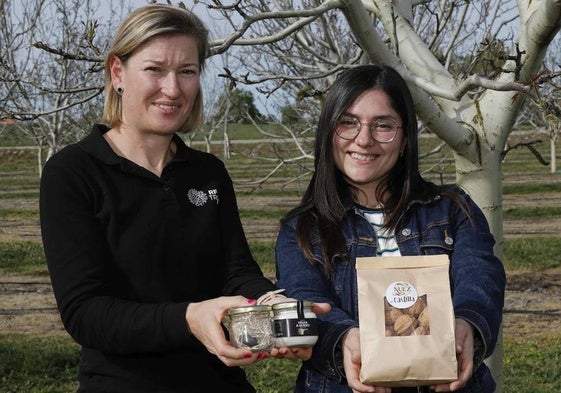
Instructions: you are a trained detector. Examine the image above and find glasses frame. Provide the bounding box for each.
[335,116,402,143]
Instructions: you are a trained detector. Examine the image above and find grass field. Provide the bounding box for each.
[1,127,560,392]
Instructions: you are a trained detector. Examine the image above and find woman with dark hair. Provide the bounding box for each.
[275,65,505,393]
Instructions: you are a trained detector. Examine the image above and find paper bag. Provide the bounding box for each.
[356,255,457,387]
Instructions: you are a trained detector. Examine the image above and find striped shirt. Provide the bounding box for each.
[357,206,401,257]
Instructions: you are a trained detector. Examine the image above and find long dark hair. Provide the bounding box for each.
[283,64,439,277]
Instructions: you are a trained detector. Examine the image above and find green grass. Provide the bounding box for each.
[244,359,301,393]
[240,209,288,220]
[236,189,305,197]
[0,191,39,199]
[0,241,46,274]
[0,334,79,393]
[503,183,561,195]
[0,125,37,146]
[504,206,561,219]
[0,208,39,220]
[0,333,558,392]
[504,335,561,392]
[0,239,279,276]
[2,237,558,275]
[502,237,561,271]
[185,123,289,142]
[250,240,276,276]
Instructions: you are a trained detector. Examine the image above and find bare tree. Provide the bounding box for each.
[1,0,560,389]
[195,1,561,390]
[0,0,131,173]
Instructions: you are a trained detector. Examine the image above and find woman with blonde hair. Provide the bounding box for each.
[40,4,328,392]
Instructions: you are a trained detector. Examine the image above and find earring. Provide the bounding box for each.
[116,86,124,95]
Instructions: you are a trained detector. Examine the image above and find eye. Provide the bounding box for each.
[179,66,200,77]
[339,118,359,128]
[145,66,161,73]
[375,120,397,131]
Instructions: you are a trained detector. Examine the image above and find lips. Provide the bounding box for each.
[350,152,377,161]
[153,103,181,111]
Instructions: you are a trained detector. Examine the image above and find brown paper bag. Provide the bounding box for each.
[356,255,457,387]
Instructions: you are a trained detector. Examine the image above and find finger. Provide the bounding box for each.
[431,383,452,392]
[346,377,376,393]
[451,360,473,390]
[220,295,258,312]
[217,351,259,367]
[292,347,312,361]
[272,346,307,361]
[213,338,251,358]
[271,346,294,360]
[311,302,331,316]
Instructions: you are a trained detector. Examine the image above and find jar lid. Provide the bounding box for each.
[271,300,314,311]
[228,305,272,316]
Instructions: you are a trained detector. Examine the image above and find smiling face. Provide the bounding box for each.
[109,34,200,136]
[332,89,406,203]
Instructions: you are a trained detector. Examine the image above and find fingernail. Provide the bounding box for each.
[247,299,256,304]
[244,352,252,358]
[263,353,269,358]
[256,353,262,359]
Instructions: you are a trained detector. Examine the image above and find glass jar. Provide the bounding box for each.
[227,305,274,351]
[272,301,318,347]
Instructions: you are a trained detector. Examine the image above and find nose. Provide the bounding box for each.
[354,123,374,146]
[161,72,180,98]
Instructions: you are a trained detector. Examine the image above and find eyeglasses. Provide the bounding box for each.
[335,116,402,143]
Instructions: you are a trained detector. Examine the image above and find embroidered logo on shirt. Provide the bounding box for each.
[187,188,219,206]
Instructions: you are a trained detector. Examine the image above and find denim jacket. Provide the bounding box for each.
[275,186,506,393]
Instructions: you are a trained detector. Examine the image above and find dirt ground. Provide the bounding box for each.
[1,193,560,343]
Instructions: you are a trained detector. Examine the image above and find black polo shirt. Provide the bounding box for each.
[40,124,276,392]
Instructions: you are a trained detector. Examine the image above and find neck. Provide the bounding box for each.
[104,127,176,176]
[355,187,386,209]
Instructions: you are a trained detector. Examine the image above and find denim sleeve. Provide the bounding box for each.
[275,221,358,380]
[450,193,506,359]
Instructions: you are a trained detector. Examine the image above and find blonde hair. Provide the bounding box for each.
[102,4,209,133]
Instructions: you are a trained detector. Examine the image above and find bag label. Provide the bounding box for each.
[386,281,418,309]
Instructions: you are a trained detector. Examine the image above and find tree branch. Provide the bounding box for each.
[32,41,102,63]
[209,0,343,55]
[2,88,103,121]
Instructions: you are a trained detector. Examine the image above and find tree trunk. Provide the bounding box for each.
[552,136,558,173]
[455,147,505,392]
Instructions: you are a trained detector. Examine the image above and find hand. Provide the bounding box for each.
[270,345,312,361]
[186,296,264,367]
[431,318,475,392]
[342,328,390,393]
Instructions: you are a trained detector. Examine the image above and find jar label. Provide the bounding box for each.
[274,318,318,337]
